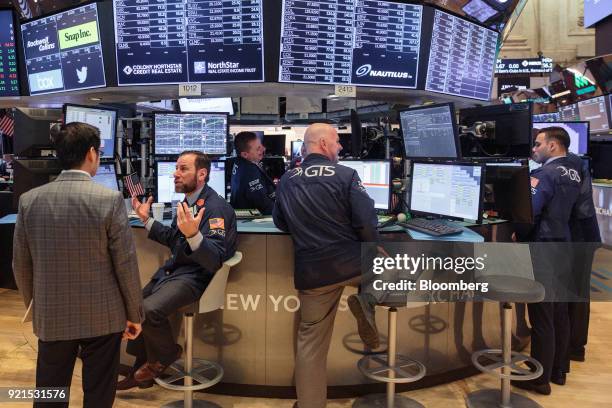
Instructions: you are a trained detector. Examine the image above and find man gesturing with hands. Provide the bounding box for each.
[118,150,237,390]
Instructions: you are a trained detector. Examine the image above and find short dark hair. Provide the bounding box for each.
[179,150,211,183]
[54,122,101,170]
[536,126,571,151]
[234,131,258,155]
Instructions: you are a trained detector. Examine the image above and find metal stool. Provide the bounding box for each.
[353,302,427,408]
[466,275,545,408]
[155,252,242,408]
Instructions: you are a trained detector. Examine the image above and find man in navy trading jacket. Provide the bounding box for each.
[230,131,276,214]
[273,123,380,408]
[118,150,237,390]
[513,127,581,395]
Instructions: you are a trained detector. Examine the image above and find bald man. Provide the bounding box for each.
[273,123,380,408]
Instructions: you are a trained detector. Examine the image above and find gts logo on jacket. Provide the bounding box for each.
[289,165,336,178]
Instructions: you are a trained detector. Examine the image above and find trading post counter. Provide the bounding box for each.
[130,219,510,397]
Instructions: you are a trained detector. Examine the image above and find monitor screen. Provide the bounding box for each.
[21,3,106,95]
[178,98,234,115]
[484,162,532,224]
[154,113,228,155]
[410,162,483,221]
[577,96,610,133]
[533,122,590,155]
[584,0,612,27]
[399,103,459,159]
[0,10,19,96]
[559,103,580,122]
[533,112,561,122]
[291,140,303,160]
[64,104,117,159]
[156,160,226,203]
[92,163,118,190]
[113,0,264,85]
[339,160,390,210]
[279,0,423,89]
[462,0,499,23]
[263,134,286,156]
[425,9,499,101]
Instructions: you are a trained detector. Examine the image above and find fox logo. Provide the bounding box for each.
[76,66,87,84]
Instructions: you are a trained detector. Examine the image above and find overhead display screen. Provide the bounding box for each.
[21,3,106,95]
[425,9,498,100]
[113,0,264,85]
[154,113,228,155]
[0,10,19,97]
[578,96,610,133]
[279,0,423,89]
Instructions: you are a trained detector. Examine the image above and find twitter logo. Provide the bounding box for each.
[76,66,88,84]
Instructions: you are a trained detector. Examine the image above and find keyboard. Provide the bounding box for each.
[235,209,263,219]
[397,218,463,237]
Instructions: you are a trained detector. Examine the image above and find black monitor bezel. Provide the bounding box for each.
[533,120,591,156]
[262,133,286,157]
[63,102,118,159]
[152,111,230,157]
[409,160,485,223]
[338,158,392,212]
[155,159,226,203]
[398,102,461,160]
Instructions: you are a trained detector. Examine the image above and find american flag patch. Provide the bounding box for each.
[209,218,225,230]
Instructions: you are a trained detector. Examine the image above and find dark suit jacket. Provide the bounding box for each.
[147,184,237,294]
[13,171,143,341]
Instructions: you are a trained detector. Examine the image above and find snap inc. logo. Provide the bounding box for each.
[355,64,372,77]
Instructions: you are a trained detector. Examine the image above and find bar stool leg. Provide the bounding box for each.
[185,313,194,408]
[501,303,512,407]
[387,308,396,408]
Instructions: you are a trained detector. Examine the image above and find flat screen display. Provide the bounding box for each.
[178,97,234,114]
[399,103,459,159]
[279,0,423,89]
[577,96,610,133]
[291,140,303,160]
[156,160,225,202]
[533,112,560,122]
[410,162,483,220]
[559,103,580,122]
[584,0,612,28]
[263,134,286,156]
[64,104,117,159]
[154,113,228,155]
[92,163,119,190]
[113,0,264,85]
[425,9,499,100]
[339,160,390,210]
[533,122,590,155]
[21,3,106,95]
[0,10,19,96]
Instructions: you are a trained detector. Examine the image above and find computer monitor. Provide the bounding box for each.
[156,160,226,203]
[484,162,533,224]
[261,157,286,182]
[410,162,484,222]
[339,133,352,158]
[12,158,61,207]
[263,134,286,156]
[178,98,234,115]
[339,160,391,211]
[459,102,532,158]
[559,103,580,121]
[92,163,119,191]
[591,142,612,179]
[153,113,229,155]
[532,122,590,155]
[577,95,611,133]
[350,110,363,158]
[64,104,117,159]
[533,112,561,122]
[398,103,460,159]
[13,108,62,157]
[291,140,304,160]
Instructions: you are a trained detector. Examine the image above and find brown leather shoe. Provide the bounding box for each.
[133,345,182,383]
[116,373,154,391]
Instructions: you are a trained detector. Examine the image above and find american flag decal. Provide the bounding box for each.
[0,113,14,137]
[123,172,145,196]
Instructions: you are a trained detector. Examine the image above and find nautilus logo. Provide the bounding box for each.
[355,64,372,77]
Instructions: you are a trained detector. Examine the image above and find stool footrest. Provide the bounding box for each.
[466,389,543,408]
[471,349,543,381]
[155,358,224,391]
[358,354,426,384]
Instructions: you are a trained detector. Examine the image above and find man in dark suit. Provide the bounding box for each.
[13,122,144,408]
[119,150,237,389]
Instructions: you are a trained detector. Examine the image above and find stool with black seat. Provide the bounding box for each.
[353,301,428,408]
[466,275,545,408]
[155,252,242,408]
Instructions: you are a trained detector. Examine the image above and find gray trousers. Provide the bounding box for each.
[295,276,360,408]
